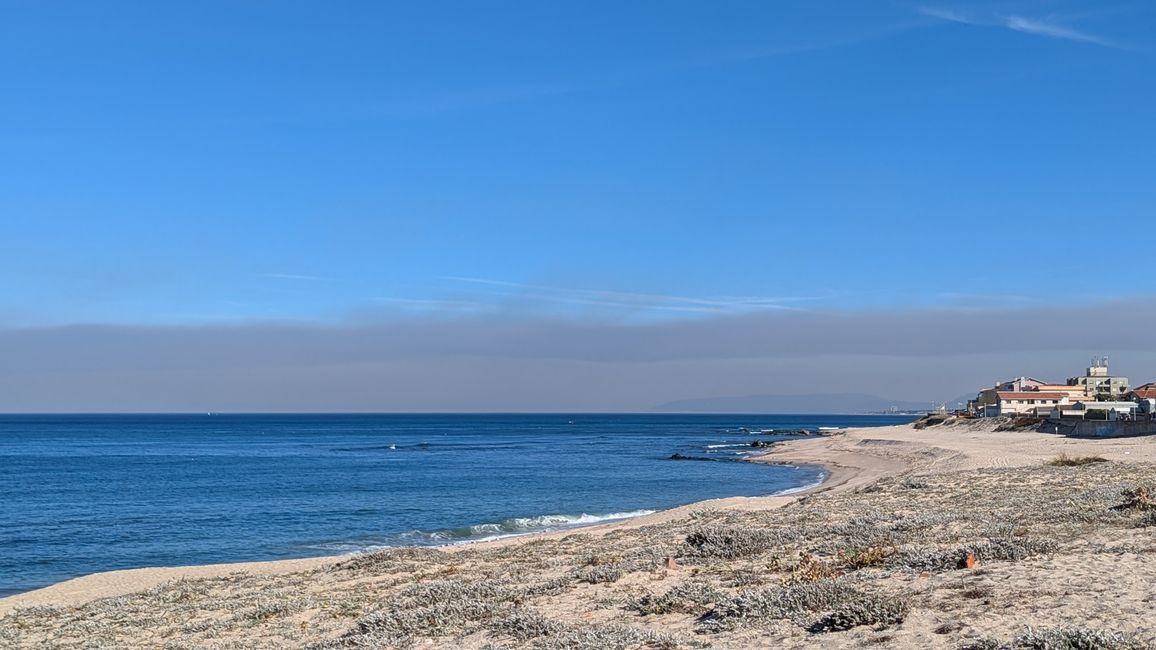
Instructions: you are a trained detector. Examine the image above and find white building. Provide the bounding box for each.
[990,391,1068,416]
[1051,401,1139,421]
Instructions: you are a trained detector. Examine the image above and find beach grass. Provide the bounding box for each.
[1045,453,1109,467]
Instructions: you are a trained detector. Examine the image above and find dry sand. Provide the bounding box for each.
[3,419,1155,648]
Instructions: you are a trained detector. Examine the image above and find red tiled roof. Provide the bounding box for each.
[1134,388,1156,400]
[996,392,1066,400]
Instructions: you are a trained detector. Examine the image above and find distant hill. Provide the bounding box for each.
[946,393,977,410]
[652,393,937,414]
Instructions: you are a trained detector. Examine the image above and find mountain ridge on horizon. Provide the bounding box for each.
[652,392,955,414]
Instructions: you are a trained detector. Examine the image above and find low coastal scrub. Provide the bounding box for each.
[808,592,909,633]
[1014,626,1152,650]
[790,551,840,582]
[697,578,863,632]
[334,547,450,574]
[963,626,1153,650]
[326,577,527,646]
[529,622,691,650]
[892,537,1059,573]
[994,416,1045,431]
[839,544,897,570]
[1114,485,1154,511]
[578,564,624,584]
[489,608,564,642]
[630,581,722,616]
[1046,454,1109,467]
[682,525,790,560]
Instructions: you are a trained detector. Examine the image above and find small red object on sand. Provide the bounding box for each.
[965,552,978,569]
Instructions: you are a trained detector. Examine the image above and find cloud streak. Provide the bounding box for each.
[440,277,816,316]
[918,5,977,25]
[919,5,1116,47]
[1001,15,1110,46]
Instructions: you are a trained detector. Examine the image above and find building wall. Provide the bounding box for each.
[1051,420,1156,438]
[998,397,1063,415]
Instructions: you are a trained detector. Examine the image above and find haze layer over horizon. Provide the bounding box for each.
[3,1,1154,411]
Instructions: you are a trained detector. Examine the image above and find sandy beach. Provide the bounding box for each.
[3,419,1155,648]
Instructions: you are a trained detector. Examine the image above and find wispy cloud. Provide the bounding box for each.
[917,5,976,25]
[918,5,1116,48]
[441,277,816,316]
[1002,15,1111,46]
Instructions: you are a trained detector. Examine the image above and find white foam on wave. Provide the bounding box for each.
[771,468,828,496]
[454,510,657,544]
[705,443,747,449]
[312,509,660,553]
[498,509,657,530]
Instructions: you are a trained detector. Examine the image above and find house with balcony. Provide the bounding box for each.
[1066,358,1130,400]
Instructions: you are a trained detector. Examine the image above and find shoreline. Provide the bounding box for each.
[6,419,1156,620]
[0,430,881,616]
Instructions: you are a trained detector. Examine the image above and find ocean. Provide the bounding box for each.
[0,413,914,597]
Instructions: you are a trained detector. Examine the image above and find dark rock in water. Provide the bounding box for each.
[668,453,722,462]
[750,440,776,448]
[751,428,818,436]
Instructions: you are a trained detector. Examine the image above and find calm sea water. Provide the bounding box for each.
[0,413,914,596]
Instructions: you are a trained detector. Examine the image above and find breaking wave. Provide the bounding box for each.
[305,509,658,551]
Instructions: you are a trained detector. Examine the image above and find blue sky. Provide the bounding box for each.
[2,2,1156,411]
[3,0,1153,327]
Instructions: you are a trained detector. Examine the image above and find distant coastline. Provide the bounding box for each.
[652,392,947,414]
